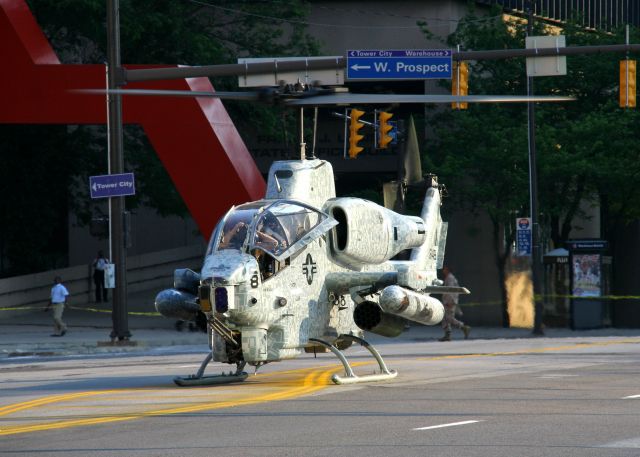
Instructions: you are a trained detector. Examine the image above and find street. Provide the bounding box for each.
[2,333,640,456]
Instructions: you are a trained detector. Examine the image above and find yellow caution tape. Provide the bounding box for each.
[66,305,162,317]
[2,294,639,314]
[0,306,46,311]
[0,305,161,317]
[460,294,640,308]
[539,294,640,301]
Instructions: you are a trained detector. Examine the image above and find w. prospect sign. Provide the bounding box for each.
[346,49,452,80]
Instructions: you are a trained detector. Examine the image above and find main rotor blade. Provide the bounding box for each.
[124,58,345,83]
[74,89,576,106]
[286,93,576,106]
[75,88,260,101]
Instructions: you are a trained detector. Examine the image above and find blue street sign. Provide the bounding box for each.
[90,173,136,199]
[516,217,532,256]
[346,49,452,80]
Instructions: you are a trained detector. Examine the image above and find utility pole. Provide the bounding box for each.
[526,0,544,336]
[106,0,131,341]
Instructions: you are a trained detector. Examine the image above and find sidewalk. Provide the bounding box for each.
[0,289,208,359]
[2,289,639,359]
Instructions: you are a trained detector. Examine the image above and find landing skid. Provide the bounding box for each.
[174,353,248,387]
[309,334,397,385]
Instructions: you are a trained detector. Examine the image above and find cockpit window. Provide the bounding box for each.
[206,200,336,261]
[250,201,323,258]
[210,202,263,253]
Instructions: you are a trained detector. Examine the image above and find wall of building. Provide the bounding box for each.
[68,206,205,267]
[0,244,204,309]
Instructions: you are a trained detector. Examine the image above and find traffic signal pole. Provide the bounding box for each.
[526,0,544,336]
[106,0,131,341]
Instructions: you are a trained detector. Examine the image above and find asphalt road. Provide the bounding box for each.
[1,335,640,457]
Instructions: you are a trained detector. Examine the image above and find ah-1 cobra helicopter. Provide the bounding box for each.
[156,147,461,386]
[96,57,573,386]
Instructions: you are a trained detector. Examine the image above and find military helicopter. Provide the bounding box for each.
[156,151,460,386]
[96,58,573,386]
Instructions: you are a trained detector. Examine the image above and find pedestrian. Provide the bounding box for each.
[45,276,68,337]
[439,265,471,341]
[92,250,109,302]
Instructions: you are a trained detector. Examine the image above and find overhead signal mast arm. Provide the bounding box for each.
[119,44,640,85]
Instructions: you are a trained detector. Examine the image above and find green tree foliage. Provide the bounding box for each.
[0,125,97,275]
[423,5,640,320]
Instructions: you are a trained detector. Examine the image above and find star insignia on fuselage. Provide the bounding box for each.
[302,253,317,285]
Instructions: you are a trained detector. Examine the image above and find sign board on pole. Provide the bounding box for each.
[89,173,136,199]
[526,35,567,77]
[104,263,115,289]
[515,217,532,256]
[346,49,452,80]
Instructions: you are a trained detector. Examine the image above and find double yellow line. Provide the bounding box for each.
[0,365,340,436]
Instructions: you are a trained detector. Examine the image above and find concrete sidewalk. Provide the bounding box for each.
[2,289,639,359]
[0,289,208,358]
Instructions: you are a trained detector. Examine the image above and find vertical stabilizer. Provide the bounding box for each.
[409,177,444,274]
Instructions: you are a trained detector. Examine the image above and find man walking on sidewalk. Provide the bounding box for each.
[45,276,68,337]
[439,265,470,342]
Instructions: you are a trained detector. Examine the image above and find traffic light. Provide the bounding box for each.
[348,108,365,158]
[620,59,636,108]
[451,61,469,110]
[377,111,394,149]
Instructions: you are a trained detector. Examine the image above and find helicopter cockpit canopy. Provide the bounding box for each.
[209,200,337,262]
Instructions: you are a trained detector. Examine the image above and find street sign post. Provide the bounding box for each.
[89,173,136,199]
[346,49,452,80]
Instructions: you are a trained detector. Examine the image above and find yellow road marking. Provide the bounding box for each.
[0,391,122,417]
[0,365,338,436]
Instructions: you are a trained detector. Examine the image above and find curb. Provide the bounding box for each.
[0,336,210,360]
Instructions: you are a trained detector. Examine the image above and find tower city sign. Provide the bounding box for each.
[90,173,136,199]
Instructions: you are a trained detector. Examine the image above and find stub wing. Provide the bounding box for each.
[421,285,471,295]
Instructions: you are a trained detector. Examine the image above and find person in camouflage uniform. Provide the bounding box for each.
[439,265,470,341]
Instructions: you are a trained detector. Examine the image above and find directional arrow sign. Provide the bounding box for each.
[346,49,452,80]
[89,173,136,199]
